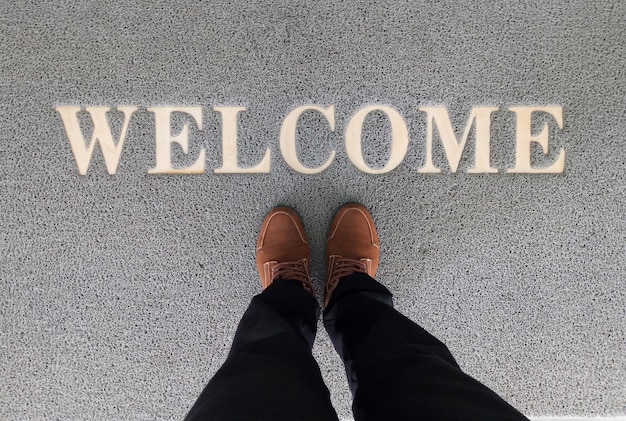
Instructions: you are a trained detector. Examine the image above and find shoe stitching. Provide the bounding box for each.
[327,207,379,248]
[257,209,307,252]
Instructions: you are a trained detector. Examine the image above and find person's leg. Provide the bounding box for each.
[324,273,529,421]
[186,279,338,421]
[186,207,338,421]
[322,203,529,421]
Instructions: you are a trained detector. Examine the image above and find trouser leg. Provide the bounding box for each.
[186,279,338,421]
[323,273,529,421]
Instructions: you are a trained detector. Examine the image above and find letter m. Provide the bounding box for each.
[418,107,499,173]
[56,106,138,175]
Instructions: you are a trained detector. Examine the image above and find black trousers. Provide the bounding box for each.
[185,274,529,421]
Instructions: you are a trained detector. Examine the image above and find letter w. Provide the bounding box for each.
[56,106,138,175]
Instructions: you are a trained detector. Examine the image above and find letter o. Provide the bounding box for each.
[345,105,409,174]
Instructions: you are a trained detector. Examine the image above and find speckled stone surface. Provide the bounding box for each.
[1,0,624,419]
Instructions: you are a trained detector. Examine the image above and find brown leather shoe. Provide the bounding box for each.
[324,203,380,306]
[256,207,313,294]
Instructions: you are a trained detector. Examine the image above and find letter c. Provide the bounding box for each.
[279,105,336,174]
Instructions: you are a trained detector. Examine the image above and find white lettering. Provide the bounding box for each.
[345,105,409,174]
[418,107,499,174]
[213,106,271,174]
[507,106,565,173]
[279,105,336,174]
[147,107,205,174]
[56,106,138,175]
[56,104,567,176]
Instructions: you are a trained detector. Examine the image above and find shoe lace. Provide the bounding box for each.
[271,260,313,294]
[326,257,367,292]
